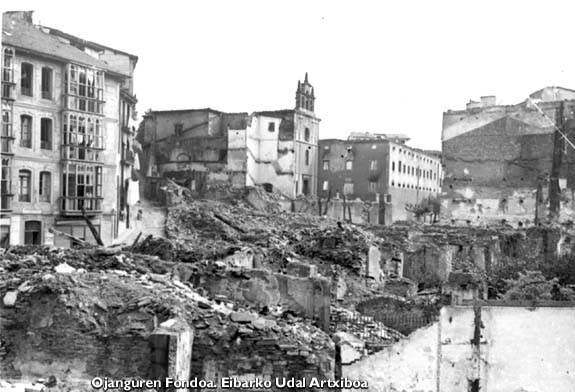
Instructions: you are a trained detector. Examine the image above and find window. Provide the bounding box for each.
[20,115,32,148]
[61,163,103,212]
[19,169,31,202]
[304,127,310,142]
[40,118,52,150]
[1,104,12,154]
[21,63,33,96]
[305,150,310,165]
[346,160,353,170]
[62,113,104,160]
[1,160,11,211]
[369,181,377,193]
[41,67,53,99]
[343,180,354,195]
[174,123,183,137]
[302,178,310,195]
[2,48,15,99]
[369,160,378,171]
[398,161,402,172]
[66,64,104,114]
[39,171,51,202]
[392,161,395,171]
[322,160,329,170]
[24,221,41,245]
[322,180,329,191]
[268,122,275,132]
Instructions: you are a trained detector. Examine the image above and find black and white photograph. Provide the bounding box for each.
[1,1,575,391]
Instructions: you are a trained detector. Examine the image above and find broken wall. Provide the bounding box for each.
[189,268,331,331]
[343,304,575,392]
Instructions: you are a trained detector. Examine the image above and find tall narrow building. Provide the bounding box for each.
[1,11,138,247]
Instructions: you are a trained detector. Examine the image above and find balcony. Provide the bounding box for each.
[0,194,12,212]
[60,196,103,215]
[1,84,14,101]
[121,149,135,166]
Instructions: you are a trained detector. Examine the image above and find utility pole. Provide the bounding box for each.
[548,101,565,221]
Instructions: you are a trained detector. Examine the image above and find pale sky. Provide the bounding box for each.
[4,0,575,150]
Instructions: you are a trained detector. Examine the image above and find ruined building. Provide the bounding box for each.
[318,133,443,224]
[139,73,320,199]
[441,87,575,226]
[1,11,138,247]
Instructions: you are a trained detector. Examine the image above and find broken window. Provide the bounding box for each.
[20,115,32,148]
[18,169,31,202]
[21,63,33,96]
[41,67,53,99]
[66,64,104,114]
[304,127,310,142]
[268,122,275,132]
[40,118,52,150]
[61,163,103,212]
[322,160,329,170]
[24,220,41,245]
[39,171,51,202]
[370,160,378,171]
[346,160,353,170]
[62,113,103,160]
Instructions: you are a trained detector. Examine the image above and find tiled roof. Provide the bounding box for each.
[2,12,128,76]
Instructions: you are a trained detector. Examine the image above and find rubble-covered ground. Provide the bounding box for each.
[0,246,333,391]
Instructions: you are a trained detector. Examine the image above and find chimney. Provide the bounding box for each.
[4,11,34,23]
[480,96,496,107]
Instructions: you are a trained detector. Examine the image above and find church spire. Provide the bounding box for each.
[295,73,315,112]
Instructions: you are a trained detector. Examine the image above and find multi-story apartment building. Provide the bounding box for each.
[318,133,443,224]
[1,11,138,247]
[139,73,320,199]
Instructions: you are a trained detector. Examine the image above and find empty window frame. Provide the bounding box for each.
[20,115,32,148]
[21,63,33,96]
[343,180,354,195]
[62,113,103,160]
[39,171,51,202]
[322,160,329,170]
[322,180,329,191]
[369,160,378,171]
[66,64,104,114]
[24,220,42,245]
[18,169,31,202]
[41,67,53,99]
[345,160,353,170]
[40,118,52,150]
[61,163,103,212]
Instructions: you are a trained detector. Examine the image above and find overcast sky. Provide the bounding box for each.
[4,0,575,150]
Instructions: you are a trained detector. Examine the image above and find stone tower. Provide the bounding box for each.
[295,72,315,112]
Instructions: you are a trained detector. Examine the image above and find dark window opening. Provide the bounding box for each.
[40,118,52,150]
[304,127,310,142]
[21,63,33,96]
[41,67,53,99]
[302,178,309,196]
[268,122,275,132]
[24,220,41,245]
[305,150,310,166]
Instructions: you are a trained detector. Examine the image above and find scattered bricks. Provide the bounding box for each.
[3,291,17,307]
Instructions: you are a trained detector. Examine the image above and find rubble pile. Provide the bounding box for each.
[0,247,334,386]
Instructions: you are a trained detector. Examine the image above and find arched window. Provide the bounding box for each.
[304,127,310,142]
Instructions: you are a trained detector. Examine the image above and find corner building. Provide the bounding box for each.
[1,11,137,247]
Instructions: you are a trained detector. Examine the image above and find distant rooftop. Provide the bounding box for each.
[347,131,410,142]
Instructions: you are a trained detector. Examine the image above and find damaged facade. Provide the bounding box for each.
[318,133,442,224]
[441,87,575,226]
[0,11,139,247]
[139,73,319,199]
